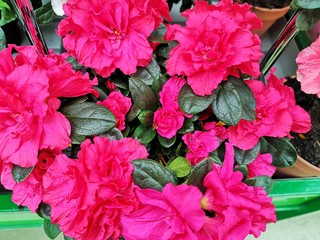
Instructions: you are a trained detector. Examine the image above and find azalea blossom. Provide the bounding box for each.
[58,0,165,77]
[247,153,276,179]
[296,35,320,97]
[228,69,311,150]
[121,183,205,239]
[198,143,276,239]
[166,0,262,96]
[43,137,148,240]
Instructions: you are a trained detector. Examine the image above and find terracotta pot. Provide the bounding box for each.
[252,5,290,36]
[276,155,320,177]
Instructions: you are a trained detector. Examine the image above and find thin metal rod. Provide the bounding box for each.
[10,0,48,55]
[260,10,300,77]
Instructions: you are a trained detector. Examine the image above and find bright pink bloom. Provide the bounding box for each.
[153,106,185,139]
[159,75,186,109]
[247,153,276,179]
[199,143,276,239]
[182,130,220,165]
[98,91,132,131]
[203,122,228,141]
[121,183,205,240]
[58,0,156,77]
[1,148,61,212]
[43,137,148,240]
[166,1,262,96]
[296,35,320,97]
[228,69,311,150]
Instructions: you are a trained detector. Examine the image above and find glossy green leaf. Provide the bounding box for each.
[36,202,51,220]
[296,9,320,30]
[158,135,176,148]
[148,23,167,43]
[260,137,297,168]
[61,102,116,136]
[245,176,274,194]
[168,156,192,178]
[0,0,16,26]
[234,165,248,180]
[129,78,158,111]
[187,158,212,193]
[0,27,5,50]
[126,103,141,122]
[130,57,161,85]
[105,128,123,140]
[291,0,320,9]
[178,84,215,114]
[234,142,261,165]
[132,125,156,144]
[12,165,34,183]
[35,2,55,24]
[43,219,61,239]
[132,159,178,191]
[138,110,154,127]
[177,118,194,134]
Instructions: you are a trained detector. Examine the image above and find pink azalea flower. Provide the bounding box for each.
[0,148,61,212]
[228,69,311,150]
[166,1,262,96]
[296,35,320,97]
[199,143,276,239]
[247,153,276,179]
[58,0,157,77]
[43,137,148,240]
[0,45,98,167]
[182,129,220,165]
[121,183,206,240]
[203,122,228,141]
[98,91,132,131]
[153,106,185,139]
[159,75,186,109]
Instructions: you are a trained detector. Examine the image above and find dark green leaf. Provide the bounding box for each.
[0,0,16,26]
[35,2,55,24]
[133,125,156,144]
[226,77,256,121]
[0,27,6,50]
[291,0,320,9]
[234,142,261,165]
[126,103,141,122]
[105,128,123,140]
[187,158,212,193]
[43,219,61,240]
[245,176,274,194]
[66,56,83,71]
[70,132,86,144]
[129,78,158,111]
[260,137,297,168]
[234,165,248,180]
[158,135,176,148]
[296,9,320,30]
[168,156,191,178]
[151,74,167,100]
[178,84,215,114]
[61,102,116,136]
[138,110,154,127]
[156,41,178,59]
[130,57,161,85]
[148,23,167,43]
[12,165,34,183]
[177,118,194,134]
[36,202,51,220]
[132,159,178,191]
[211,84,242,126]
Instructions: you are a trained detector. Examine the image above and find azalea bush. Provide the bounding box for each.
[0,0,316,239]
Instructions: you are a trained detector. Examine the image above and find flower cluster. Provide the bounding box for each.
[0,0,313,240]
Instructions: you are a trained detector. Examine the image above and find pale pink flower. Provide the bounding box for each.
[228,69,311,150]
[0,148,61,212]
[296,35,320,97]
[153,106,185,139]
[121,183,205,240]
[98,91,132,131]
[166,1,262,96]
[58,0,156,77]
[247,153,276,179]
[43,137,148,240]
[199,143,276,239]
[182,130,220,165]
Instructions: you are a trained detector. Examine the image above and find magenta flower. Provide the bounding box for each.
[121,183,206,240]
[98,91,132,131]
[58,0,159,77]
[296,35,320,97]
[247,154,276,179]
[228,69,311,150]
[198,143,276,239]
[165,1,262,96]
[43,137,148,240]
[182,130,220,165]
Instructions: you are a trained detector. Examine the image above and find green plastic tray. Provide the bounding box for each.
[1,177,320,229]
